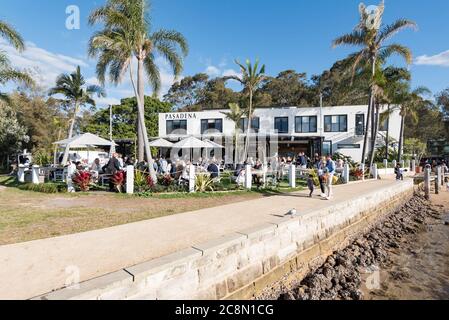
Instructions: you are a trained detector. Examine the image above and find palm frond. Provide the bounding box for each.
[378,19,417,43]
[379,44,413,64]
[332,29,366,48]
[143,53,161,94]
[0,21,25,51]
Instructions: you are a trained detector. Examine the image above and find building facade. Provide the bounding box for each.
[157,105,401,163]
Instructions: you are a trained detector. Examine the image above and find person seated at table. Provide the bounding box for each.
[90,158,103,181]
[104,153,121,175]
[207,161,220,179]
[253,159,264,186]
[235,162,245,177]
[75,161,84,171]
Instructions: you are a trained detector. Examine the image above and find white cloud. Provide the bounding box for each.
[415,50,449,67]
[205,65,221,77]
[0,39,89,88]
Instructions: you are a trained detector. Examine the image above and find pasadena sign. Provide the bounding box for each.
[165,113,198,120]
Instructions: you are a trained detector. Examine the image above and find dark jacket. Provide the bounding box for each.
[105,157,121,174]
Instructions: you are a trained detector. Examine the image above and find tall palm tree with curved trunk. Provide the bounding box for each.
[88,0,188,181]
[225,59,266,160]
[222,103,244,166]
[49,66,105,164]
[396,86,431,163]
[0,20,34,103]
[332,1,416,164]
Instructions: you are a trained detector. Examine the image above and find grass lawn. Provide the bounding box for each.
[0,175,304,245]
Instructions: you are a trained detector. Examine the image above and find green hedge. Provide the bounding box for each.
[18,183,67,194]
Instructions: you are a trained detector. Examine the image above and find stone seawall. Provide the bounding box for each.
[35,180,414,300]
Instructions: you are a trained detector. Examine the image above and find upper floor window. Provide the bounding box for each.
[295,116,317,133]
[274,117,289,134]
[166,120,187,135]
[201,119,223,134]
[239,117,260,132]
[324,115,347,132]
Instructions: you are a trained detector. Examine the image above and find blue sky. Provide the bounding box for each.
[1,0,448,107]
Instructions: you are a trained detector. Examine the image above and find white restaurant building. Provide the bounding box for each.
[157,105,401,163]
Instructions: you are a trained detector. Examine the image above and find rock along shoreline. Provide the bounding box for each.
[257,193,446,300]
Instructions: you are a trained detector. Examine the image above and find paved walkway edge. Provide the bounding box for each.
[32,179,415,300]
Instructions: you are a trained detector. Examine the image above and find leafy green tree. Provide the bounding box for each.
[225,59,266,158]
[0,20,34,103]
[260,70,313,107]
[163,73,209,111]
[83,96,172,156]
[0,104,29,168]
[396,86,432,162]
[332,1,416,164]
[48,66,105,164]
[88,0,188,182]
[435,88,449,140]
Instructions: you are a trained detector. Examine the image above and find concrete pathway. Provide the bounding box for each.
[0,177,407,299]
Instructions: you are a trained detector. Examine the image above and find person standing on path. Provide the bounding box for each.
[325,155,336,200]
[317,156,327,198]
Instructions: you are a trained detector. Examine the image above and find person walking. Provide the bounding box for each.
[317,156,327,198]
[324,155,336,200]
[307,174,315,198]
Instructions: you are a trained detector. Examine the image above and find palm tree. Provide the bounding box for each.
[88,0,188,181]
[49,66,105,164]
[225,59,266,159]
[332,1,416,164]
[221,103,244,167]
[0,20,34,102]
[396,86,431,163]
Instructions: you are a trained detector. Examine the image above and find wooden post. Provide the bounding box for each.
[262,163,268,187]
[372,163,378,180]
[17,164,25,183]
[126,165,134,194]
[189,164,196,193]
[289,164,296,188]
[424,167,431,200]
[392,160,397,169]
[343,163,350,184]
[32,165,40,184]
[411,160,416,174]
[360,163,365,181]
[245,164,252,190]
[437,166,442,190]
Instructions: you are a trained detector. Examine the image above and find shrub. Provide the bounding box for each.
[18,183,66,194]
[111,171,126,193]
[134,169,149,193]
[72,171,92,192]
[195,175,215,192]
[33,150,52,166]
[350,168,364,180]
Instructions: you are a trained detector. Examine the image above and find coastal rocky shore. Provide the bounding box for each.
[260,193,447,300]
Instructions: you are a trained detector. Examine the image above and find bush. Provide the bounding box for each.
[18,183,66,194]
[72,171,92,192]
[195,175,215,192]
[111,171,126,193]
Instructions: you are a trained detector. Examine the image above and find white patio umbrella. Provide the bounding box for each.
[203,139,224,149]
[171,136,212,149]
[53,133,117,165]
[172,137,212,162]
[149,138,174,148]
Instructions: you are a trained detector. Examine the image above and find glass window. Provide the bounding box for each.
[201,119,223,134]
[379,113,388,131]
[324,115,348,132]
[239,117,260,132]
[322,141,332,156]
[274,117,289,134]
[166,120,187,135]
[295,116,317,133]
[355,114,365,136]
[337,144,361,149]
